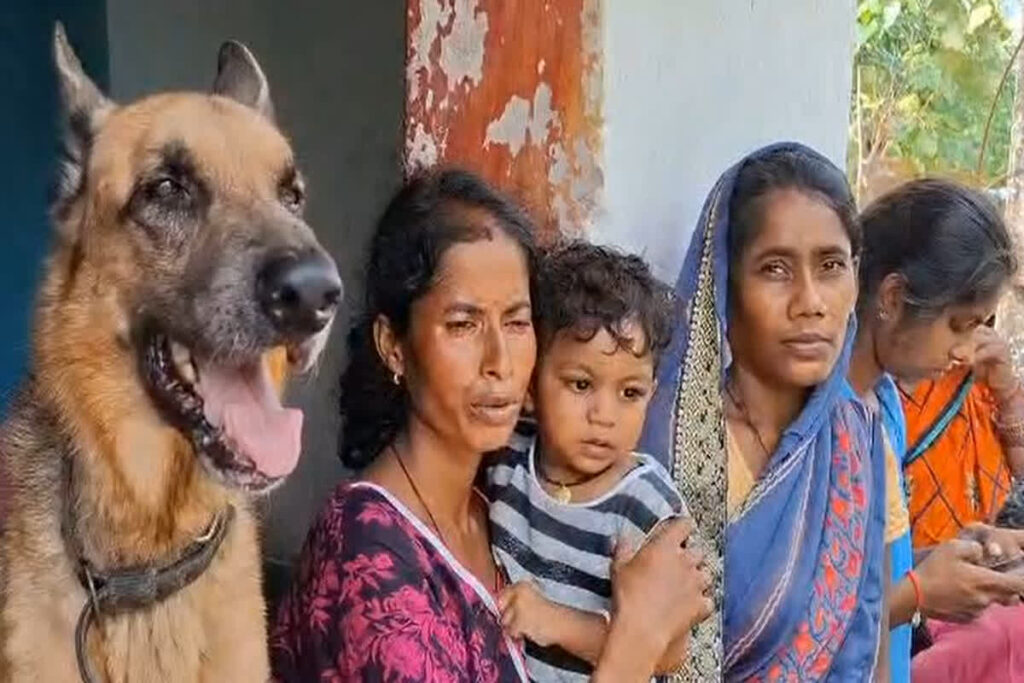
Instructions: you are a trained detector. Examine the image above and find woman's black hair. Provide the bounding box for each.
[338,168,538,469]
[728,147,861,276]
[858,178,1016,318]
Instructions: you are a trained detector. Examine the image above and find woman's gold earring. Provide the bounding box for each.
[392,371,401,386]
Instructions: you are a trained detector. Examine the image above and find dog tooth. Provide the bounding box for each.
[170,340,188,363]
[170,341,196,384]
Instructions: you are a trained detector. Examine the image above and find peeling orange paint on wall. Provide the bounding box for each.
[405,0,603,238]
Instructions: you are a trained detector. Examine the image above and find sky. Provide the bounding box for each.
[1005,0,1021,27]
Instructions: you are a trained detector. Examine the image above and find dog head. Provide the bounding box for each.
[49,24,342,493]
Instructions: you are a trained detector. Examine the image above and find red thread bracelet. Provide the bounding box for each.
[906,569,923,609]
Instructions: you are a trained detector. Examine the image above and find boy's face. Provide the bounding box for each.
[534,321,656,476]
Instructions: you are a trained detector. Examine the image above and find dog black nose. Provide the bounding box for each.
[258,252,342,336]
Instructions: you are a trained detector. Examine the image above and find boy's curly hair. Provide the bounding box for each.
[535,241,678,363]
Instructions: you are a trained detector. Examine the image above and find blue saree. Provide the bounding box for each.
[876,375,914,683]
[640,142,888,681]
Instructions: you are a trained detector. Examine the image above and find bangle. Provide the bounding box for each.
[995,414,1024,448]
[906,570,923,607]
[906,569,923,627]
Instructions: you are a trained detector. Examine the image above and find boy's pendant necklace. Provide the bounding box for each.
[538,462,616,503]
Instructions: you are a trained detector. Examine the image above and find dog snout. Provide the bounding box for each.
[257,251,342,337]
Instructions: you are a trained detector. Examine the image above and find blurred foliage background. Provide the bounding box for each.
[850,0,1021,200]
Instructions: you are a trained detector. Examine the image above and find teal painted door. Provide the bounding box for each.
[0,2,107,410]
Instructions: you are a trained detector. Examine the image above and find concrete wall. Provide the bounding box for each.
[104,0,406,570]
[594,0,856,283]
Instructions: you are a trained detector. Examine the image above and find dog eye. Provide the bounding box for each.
[146,177,188,204]
[280,184,305,213]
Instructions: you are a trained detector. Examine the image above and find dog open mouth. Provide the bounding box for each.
[142,330,312,493]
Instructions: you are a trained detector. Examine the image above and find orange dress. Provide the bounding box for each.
[900,368,1012,547]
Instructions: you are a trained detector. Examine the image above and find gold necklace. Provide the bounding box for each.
[538,460,616,504]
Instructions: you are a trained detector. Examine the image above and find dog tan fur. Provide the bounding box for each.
[0,25,339,682]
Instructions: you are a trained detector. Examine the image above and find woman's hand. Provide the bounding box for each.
[654,631,692,676]
[611,517,713,648]
[959,522,1024,565]
[974,327,1024,477]
[915,537,1024,623]
[974,326,1019,404]
[592,517,713,683]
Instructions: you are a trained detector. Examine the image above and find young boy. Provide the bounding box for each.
[487,241,704,681]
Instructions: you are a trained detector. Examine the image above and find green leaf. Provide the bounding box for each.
[858,22,878,47]
[896,93,922,115]
[883,1,903,29]
[858,0,880,23]
[907,60,943,91]
[940,22,966,50]
[921,131,937,158]
[967,4,993,34]
[859,0,883,14]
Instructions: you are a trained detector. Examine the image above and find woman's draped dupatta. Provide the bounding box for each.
[641,142,887,681]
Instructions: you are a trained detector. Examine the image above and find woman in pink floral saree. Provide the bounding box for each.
[272,481,523,682]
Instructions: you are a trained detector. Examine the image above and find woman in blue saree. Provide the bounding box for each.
[641,143,887,681]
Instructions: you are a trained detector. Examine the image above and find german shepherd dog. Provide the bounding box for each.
[0,25,341,681]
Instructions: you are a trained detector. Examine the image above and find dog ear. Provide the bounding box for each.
[212,41,275,121]
[52,22,113,215]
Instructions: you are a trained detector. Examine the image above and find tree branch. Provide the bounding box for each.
[978,29,1024,177]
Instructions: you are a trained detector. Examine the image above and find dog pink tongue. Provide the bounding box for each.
[197,359,303,478]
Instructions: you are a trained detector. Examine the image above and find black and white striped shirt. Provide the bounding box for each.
[485,422,686,682]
